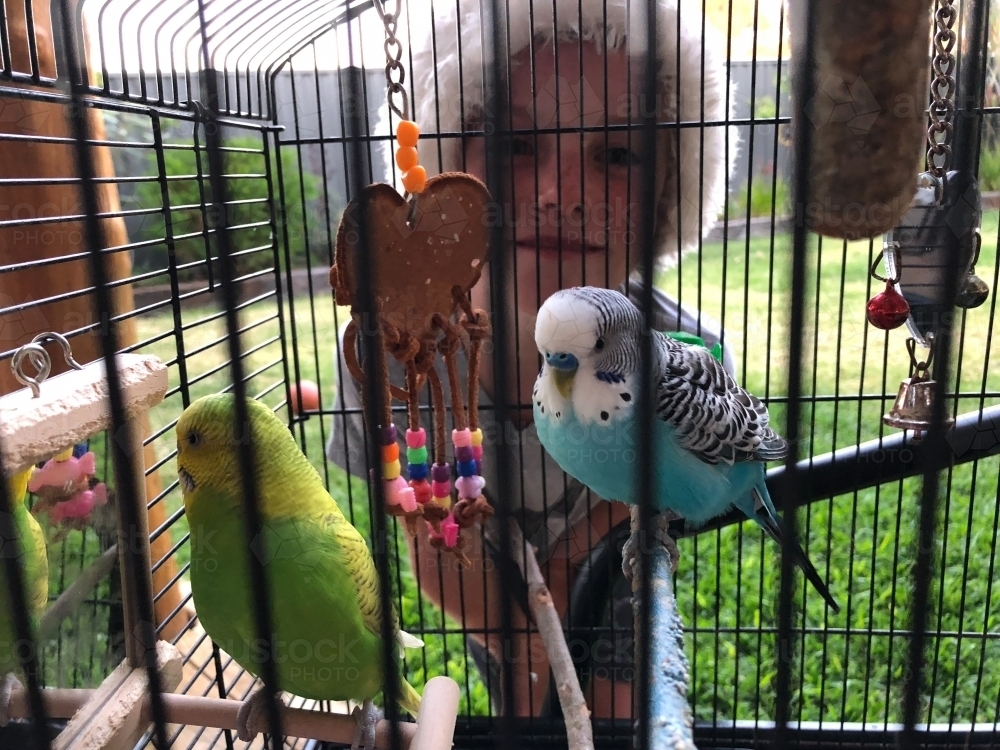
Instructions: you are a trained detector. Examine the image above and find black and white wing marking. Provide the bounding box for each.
[654,335,787,465]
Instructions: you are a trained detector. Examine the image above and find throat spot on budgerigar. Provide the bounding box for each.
[568,369,635,425]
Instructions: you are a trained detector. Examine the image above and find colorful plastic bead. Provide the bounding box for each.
[402,166,427,194]
[408,462,429,480]
[475,459,482,474]
[471,445,484,460]
[398,489,418,513]
[452,429,472,448]
[383,459,401,480]
[386,476,416,512]
[455,475,485,499]
[30,451,96,493]
[431,463,451,483]
[405,428,426,448]
[455,445,474,463]
[456,460,477,477]
[382,443,399,463]
[406,446,429,464]
[395,146,419,172]
[410,479,432,505]
[382,424,398,445]
[396,120,420,148]
[470,428,483,447]
[441,515,460,547]
[432,480,451,497]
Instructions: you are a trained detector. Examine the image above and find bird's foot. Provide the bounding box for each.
[622,529,639,583]
[622,509,683,581]
[351,699,383,750]
[236,686,280,742]
[651,511,682,573]
[0,673,22,727]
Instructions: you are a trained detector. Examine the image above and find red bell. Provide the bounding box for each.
[866,280,910,330]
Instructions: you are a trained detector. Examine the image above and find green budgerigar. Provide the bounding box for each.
[177,394,422,746]
[0,468,48,727]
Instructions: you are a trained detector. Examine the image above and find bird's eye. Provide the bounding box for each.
[187,432,202,447]
[595,338,605,351]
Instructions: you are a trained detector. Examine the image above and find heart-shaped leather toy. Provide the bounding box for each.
[331,172,492,340]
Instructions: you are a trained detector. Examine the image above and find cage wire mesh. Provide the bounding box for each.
[0,0,998,748]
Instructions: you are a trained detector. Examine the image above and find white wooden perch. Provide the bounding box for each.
[9,675,460,750]
[0,348,462,750]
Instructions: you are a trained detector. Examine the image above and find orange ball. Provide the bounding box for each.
[395,145,419,172]
[402,165,427,194]
[396,120,420,148]
[288,380,320,414]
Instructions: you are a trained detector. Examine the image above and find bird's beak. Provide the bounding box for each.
[552,368,575,398]
[545,352,579,399]
[178,467,196,494]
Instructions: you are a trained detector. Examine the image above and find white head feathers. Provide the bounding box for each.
[535,287,640,361]
[535,291,603,361]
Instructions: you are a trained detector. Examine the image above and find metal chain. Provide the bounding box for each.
[374,0,409,121]
[927,0,958,178]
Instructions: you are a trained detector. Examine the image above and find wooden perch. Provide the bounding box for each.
[509,520,594,750]
[625,507,696,750]
[9,676,461,750]
[0,354,168,475]
[39,545,119,639]
[52,642,183,750]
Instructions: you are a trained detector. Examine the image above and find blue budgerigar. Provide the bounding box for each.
[533,287,839,612]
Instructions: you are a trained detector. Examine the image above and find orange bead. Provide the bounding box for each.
[396,120,420,147]
[395,146,419,172]
[402,166,427,194]
[381,443,399,463]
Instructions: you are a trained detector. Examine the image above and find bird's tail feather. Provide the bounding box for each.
[751,487,840,614]
[397,678,422,717]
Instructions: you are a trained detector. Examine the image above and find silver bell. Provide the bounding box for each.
[882,337,954,440]
[883,376,955,437]
[955,231,991,309]
[956,272,990,309]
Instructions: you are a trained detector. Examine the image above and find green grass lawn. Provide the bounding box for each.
[661,215,1000,725]
[83,212,1000,725]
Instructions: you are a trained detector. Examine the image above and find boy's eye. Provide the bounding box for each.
[603,146,638,167]
[502,137,534,157]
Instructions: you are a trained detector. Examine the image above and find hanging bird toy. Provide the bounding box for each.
[872,0,990,434]
[330,0,494,563]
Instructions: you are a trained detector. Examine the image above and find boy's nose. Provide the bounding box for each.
[536,163,586,226]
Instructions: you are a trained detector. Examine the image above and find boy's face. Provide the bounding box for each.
[465,39,668,408]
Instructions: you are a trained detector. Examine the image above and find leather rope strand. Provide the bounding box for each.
[439,316,468,432]
[452,287,491,431]
[405,359,421,432]
[426,367,448,464]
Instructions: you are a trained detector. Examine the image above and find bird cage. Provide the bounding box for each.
[0,0,998,748]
